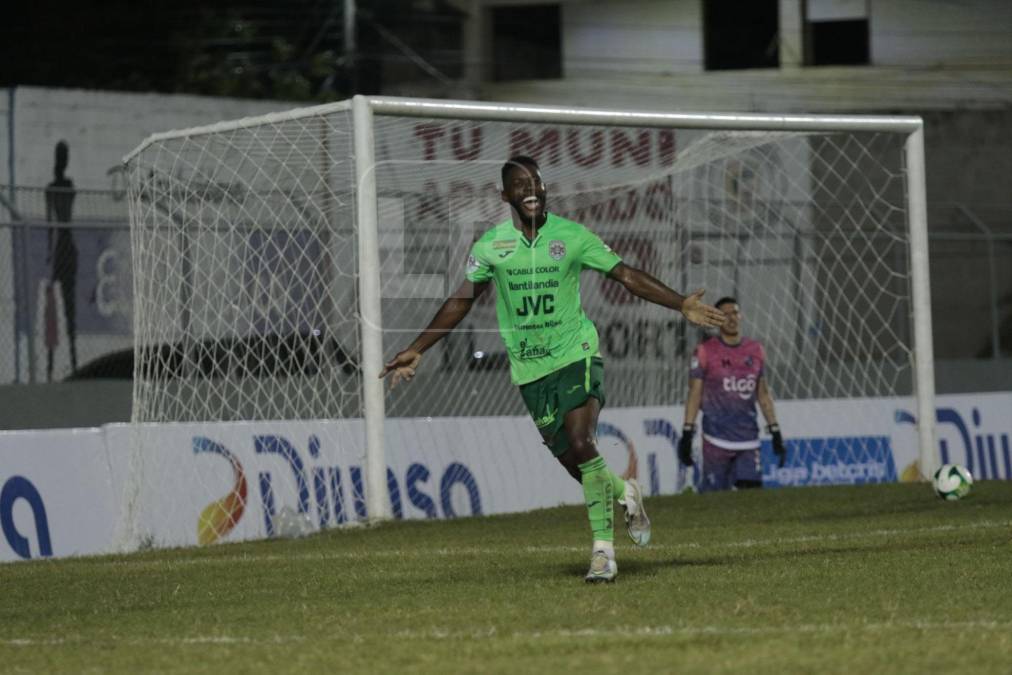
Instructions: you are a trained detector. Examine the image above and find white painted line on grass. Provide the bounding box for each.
[4,620,1010,648]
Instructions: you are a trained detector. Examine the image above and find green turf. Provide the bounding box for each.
[2,482,1011,674]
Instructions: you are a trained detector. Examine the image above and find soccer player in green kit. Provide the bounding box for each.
[381,156,727,582]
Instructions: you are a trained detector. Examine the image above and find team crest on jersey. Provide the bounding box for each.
[745,355,754,368]
[549,240,566,260]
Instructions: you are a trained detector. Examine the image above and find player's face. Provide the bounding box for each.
[718,303,741,336]
[501,164,547,225]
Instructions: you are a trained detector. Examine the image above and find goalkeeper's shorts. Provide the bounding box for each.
[700,439,762,492]
[519,356,605,457]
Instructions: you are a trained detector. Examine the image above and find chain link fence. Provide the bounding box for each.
[0,186,132,384]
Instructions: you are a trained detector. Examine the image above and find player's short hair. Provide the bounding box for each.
[501,155,540,188]
[715,296,738,309]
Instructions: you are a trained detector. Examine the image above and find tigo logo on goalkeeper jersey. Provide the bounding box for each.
[723,374,757,400]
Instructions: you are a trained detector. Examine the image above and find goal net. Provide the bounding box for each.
[121,97,932,550]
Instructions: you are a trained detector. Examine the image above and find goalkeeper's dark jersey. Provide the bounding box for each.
[689,336,766,450]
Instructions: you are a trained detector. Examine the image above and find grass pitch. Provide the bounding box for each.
[2,482,1011,674]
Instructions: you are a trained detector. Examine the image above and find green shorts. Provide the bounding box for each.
[519,356,605,457]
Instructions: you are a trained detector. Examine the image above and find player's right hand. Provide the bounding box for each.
[678,423,696,466]
[681,289,727,328]
[379,349,422,390]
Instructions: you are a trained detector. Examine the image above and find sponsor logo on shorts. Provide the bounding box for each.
[534,405,557,428]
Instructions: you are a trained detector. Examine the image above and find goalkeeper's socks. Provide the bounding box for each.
[579,456,615,543]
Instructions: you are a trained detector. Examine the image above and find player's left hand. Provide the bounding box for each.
[768,423,786,467]
[681,289,727,328]
[380,349,422,390]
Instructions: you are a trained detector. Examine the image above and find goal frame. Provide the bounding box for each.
[125,95,936,521]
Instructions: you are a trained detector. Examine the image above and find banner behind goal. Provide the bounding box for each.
[122,96,933,548]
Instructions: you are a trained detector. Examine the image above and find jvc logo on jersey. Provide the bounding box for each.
[722,374,757,400]
[516,293,554,316]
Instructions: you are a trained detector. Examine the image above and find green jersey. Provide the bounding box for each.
[465,213,622,385]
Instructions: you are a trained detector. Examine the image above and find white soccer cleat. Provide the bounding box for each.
[584,548,617,583]
[620,479,651,547]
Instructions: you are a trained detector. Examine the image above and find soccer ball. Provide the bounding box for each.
[932,464,973,501]
[272,505,314,538]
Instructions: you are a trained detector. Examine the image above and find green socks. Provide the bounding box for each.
[611,470,626,503]
[579,456,622,543]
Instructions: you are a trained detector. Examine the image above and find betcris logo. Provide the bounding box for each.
[723,375,757,400]
[762,437,897,487]
[193,434,483,543]
[895,406,1012,480]
[1,476,52,559]
[596,418,892,493]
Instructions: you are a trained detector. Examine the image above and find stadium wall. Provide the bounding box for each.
[554,0,1011,78]
[2,392,1009,562]
[2,86,299,191]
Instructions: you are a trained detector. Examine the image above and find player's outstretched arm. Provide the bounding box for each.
[380,280,489,389]
[607,263,726,327]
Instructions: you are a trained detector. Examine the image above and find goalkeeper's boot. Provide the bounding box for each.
[619,479,651,547]
[584,548,617,583]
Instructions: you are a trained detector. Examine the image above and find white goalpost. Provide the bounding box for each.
[121,95,935,548]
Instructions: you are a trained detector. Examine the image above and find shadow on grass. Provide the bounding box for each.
[557,532,1003,581]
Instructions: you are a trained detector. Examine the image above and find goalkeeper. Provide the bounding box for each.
[381,156,727,583]
[678,297,787,491]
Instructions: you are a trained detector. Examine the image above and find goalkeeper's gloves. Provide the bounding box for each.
[768,423,786,467]
[678,423,696,466]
